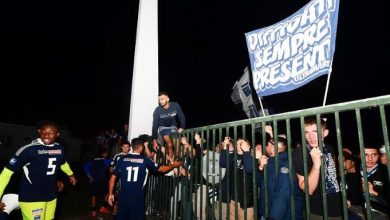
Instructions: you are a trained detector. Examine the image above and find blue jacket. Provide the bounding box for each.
[243,151,303,220]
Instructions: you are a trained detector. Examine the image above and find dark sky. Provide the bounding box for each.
[0,0,389,138]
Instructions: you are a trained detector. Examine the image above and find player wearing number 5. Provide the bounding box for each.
[108,138,181,220]
[0,121,77,220]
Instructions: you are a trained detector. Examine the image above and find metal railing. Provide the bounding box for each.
[145,94,390,220]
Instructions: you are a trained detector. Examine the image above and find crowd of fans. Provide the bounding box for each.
[78,117,388,220]
[1,118,388,220]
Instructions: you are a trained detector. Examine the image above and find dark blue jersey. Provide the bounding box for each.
[152,102,186,138]
[5,138,67,202]
[110,153,125,169]
[83,157,111,183]
[113,153,159,203]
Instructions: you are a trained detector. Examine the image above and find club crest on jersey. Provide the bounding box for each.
[38,149,62,155]
[32,208,43,219]
[32,208,43,214]
[280,167,289,174]
[9,158,17,165]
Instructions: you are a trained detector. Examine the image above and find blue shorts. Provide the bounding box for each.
[91,182,108,196]
[157,126,178,145]
[159,126,177,137]
[117,200,145,220]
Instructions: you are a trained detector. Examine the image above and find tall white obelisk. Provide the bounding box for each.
[128,0,159,141]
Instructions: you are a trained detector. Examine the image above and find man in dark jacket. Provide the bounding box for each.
[243,136,303,220]
[361,145,389,216]
[220,137,254,219]
[152,91,186,160]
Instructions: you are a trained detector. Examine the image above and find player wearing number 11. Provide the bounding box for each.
[108,138,181,220]
[0,121,77,220]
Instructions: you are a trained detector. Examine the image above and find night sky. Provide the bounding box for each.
[1,0,389,138]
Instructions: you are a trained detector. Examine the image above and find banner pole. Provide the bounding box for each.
[258,97,266,117]
[322,62,333,106]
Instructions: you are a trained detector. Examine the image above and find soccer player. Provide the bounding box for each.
[0,121,77,220]
[83,146,112,217]
[109,140,131,220]
[108,138,181,220]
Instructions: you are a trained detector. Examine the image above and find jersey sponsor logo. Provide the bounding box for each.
[280,167,289,174]
[123,158,144,163]
[37,149,62,155]
[9,158,17,165]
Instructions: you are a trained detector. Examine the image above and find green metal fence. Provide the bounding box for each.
[145,94,390,220]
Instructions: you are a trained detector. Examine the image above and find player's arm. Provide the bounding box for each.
[60,162,77,186]
[108,174,117,206]
[109,156,117,173]
[157,161,182,173]
[0,168,14,199]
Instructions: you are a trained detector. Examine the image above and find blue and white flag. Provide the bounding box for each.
[245,0,340,96]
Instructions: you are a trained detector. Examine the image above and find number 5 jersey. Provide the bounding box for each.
[5,138,67,202]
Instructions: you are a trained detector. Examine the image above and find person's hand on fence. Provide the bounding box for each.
[240,140,250,152]
[310,147,322,169]
[265,125,273,137]
[172,161,182,168]
[255,144,263,159]
[259,155,268,171]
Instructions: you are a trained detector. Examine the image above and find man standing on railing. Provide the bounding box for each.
[292,116,342,219]
[152,91,186,161]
